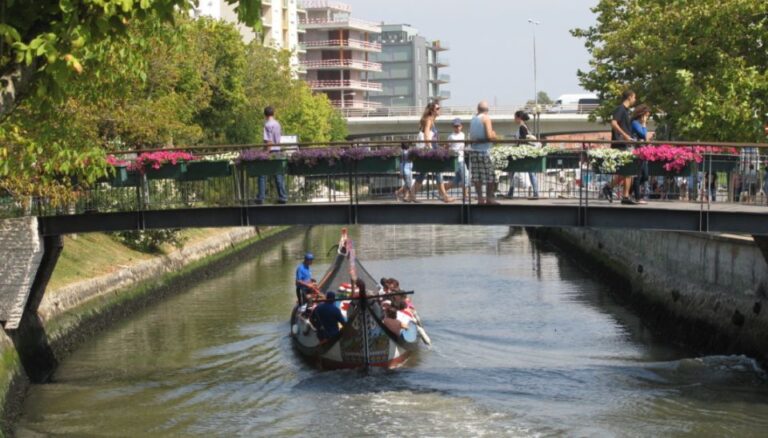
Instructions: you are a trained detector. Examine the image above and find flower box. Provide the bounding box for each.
[353,156,400,174]
[546,153,581,169]
[412,157,458,173]
[613,160,641,176]
[646,161,693,176]
[106,167,141,187]
[242,159,288,177]
[145,162,187,180]
[506,157,546,173]
[700,155,739,173]
[288,161,348,175]
[183,160,232,181]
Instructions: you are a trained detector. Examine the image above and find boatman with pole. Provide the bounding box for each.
[295,252,315,304]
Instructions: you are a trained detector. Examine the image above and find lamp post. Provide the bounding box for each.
[528,18,541,136]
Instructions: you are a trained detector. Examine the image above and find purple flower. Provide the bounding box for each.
[409,147,456,161]
[236,149,283,164]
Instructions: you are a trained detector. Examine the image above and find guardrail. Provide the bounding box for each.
[3,140,767,233]
[300,39,381,51]
[307,80,383,91]
[330,100,382,110]
[299,17,380,33]
[300,1,352,12]
[301,59,382,71]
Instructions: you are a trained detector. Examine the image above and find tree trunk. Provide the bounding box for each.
[0,60,39,119]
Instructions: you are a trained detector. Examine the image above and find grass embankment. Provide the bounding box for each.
[48,229,229,291]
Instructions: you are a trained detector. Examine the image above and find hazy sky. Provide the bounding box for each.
[340,0,598,107]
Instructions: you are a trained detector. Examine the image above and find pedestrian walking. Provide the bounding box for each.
[630,104,651,204]
[608,90,639,205]
[506,110,539,200]
[446,118,469,199]
[256,106,288,204]
[409,102,454,203]
[468,101,499,205]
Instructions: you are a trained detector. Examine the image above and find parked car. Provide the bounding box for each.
[546,94,600,114]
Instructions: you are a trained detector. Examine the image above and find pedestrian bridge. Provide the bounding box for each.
[3,139,766,236]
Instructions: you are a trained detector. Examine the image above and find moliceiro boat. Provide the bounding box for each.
[290,230,429,369]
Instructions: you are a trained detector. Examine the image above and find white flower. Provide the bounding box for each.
[490,145,548,170]
[587,148,634,173]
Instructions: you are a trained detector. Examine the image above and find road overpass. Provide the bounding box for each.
[345,109,612,139]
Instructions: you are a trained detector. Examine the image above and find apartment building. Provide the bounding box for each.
[368,24,450,109]
[298,1,382,110]
[195,0,307,72]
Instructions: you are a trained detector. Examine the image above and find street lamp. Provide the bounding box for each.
[528,18,541,136]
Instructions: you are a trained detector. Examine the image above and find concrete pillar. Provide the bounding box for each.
[7,235,62,383]
[0,218,62,382]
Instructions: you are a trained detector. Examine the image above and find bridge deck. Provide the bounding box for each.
[37,198,768,236]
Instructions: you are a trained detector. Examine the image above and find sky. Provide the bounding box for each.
[339,0,599,107]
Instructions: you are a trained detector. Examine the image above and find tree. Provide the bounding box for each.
[572,0,768,141]
[0,0,261,119]
[526,91,553,107]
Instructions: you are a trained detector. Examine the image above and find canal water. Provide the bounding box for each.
[16,226,768,436]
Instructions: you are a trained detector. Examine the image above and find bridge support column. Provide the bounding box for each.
[6,235,62,383]
[754,235,768,266]
[0,217,62,383]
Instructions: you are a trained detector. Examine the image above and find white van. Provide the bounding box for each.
[547,94,600,114]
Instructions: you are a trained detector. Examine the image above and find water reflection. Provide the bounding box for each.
[16,226,768,437]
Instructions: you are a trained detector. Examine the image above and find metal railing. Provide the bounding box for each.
[299,17,380,33]
[329,100,381,110]
[306,80,383,91]
[300,1,352,12]
[300,39,382,51]
[2,140,767,237]
[301,59,382,71]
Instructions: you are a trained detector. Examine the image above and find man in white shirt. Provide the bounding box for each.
[446,118,469,198]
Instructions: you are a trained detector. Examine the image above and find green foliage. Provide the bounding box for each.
[0,11,347,204]
[111,229,187,253]
[572,0,768,141]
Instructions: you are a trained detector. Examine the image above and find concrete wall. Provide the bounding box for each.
[0,218,43,329]
[541,228,768,362]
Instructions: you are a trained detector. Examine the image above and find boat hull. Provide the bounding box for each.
[290,303,420,370]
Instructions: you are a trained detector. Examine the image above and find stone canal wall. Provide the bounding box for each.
[539,228,768,363]
[0,226,296,435]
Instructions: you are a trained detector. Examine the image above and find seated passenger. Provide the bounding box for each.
[382,307,407,335]
[314,291,346,340]
[395,300,415,326]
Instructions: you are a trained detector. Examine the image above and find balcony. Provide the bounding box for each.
[299,17,380,33]
[431,40,449,51]
[429,73,450,84]
[301,59,382,72]
[300,1,352,12]
[329,99,382,110]
[307,80,383,92]
[300,39,381,52]
[432,57,449,67]
[432,90,451,100]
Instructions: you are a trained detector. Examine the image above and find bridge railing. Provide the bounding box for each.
[2,140,767,226]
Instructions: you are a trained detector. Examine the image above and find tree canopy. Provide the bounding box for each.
[0,9,347,204]
[0,0,262,117]
[572,0,768,142]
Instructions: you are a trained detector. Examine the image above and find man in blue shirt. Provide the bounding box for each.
[295,252,314,304]
[314,291,346,340]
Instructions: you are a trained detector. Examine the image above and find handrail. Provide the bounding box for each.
[110,138,768,155]
[306,80,383,91]
[301,59,382,71]
[299,17,380,31]
[300,39,381,51]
